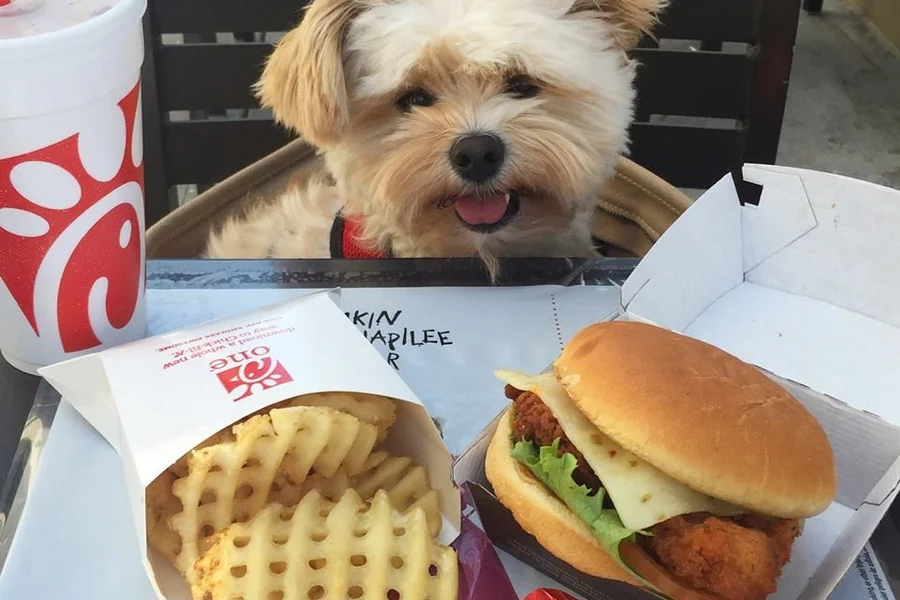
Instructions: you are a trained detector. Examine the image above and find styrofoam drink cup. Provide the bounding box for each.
[0,0,148,374]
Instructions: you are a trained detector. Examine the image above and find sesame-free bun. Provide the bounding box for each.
[555,321,837,519]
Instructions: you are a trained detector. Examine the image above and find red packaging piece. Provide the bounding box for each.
[453,484,519,600]
[525,590,579,600]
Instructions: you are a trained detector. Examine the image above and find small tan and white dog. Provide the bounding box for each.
[206,0,665,274]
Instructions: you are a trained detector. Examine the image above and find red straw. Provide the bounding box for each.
[0,0,11,7]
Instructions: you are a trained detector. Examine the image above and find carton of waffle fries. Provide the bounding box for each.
[39,290,460,600]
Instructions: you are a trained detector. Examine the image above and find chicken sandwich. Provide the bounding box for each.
[486,321,837,600]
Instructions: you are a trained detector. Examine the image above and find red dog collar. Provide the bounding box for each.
[330,213,388,259]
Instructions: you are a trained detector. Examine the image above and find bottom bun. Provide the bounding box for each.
[619,544,718,600]
[486,407,721,600]
[485,407,641,585]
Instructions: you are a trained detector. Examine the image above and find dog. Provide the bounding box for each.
[206,0,666,276]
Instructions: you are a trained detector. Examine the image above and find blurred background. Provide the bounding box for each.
[778,0,899,190]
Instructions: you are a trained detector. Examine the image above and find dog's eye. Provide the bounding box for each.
[395,88,436,111]
[504,76,540,99]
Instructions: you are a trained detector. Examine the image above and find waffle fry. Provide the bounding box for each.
[264,450,444,538]
[268,469,353,506]
[167,393,397,478]
[161,406,379,577]
[169,429,233,479]
[284,391,397,442]
[352,454,443,538]
[192,489,458,600]
[357,450,390,473]
[266,453,393,508]
[146,470,183,563]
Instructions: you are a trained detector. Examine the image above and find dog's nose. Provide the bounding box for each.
[450,134,505,183]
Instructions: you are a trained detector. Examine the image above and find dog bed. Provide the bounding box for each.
[145,139,693,260]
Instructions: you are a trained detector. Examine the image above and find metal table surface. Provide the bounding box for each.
[0,256,637,540]
[0,360,39,532]
[1,256,899,597]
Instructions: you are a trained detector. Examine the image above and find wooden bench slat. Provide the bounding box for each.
[157,43,754,120]
[629,122,746,189]
[655,0,762,42]
[151,0,762,43]
[151,0,307,34]
[163,118,293,185]
[156,43,269,111]
[162,118,744,191]
[634,48,754,119]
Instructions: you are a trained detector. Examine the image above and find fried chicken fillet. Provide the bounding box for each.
[647,514,801,600]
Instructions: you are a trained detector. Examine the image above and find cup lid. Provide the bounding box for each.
[0,0,126,40]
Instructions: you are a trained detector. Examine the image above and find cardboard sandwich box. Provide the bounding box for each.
[454,165,900,600]
[38,290,460,600]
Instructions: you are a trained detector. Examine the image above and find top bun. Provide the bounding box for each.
[554,321,837,519]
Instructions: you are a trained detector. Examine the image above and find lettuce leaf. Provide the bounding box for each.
[511,439,646,575]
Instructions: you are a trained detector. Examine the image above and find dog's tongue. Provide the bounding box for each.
[454,193,508,225]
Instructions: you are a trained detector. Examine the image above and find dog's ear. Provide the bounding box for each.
[256,0,359,147]
[569,0,667,49]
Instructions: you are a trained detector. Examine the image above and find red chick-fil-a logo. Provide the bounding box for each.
[0,81,144,353]
[209,346,294,402]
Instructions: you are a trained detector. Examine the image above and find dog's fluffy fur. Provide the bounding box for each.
[206,0,666,273]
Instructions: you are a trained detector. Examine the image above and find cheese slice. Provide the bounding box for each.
[497,369,744,531]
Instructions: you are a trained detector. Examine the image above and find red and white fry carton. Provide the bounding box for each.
[454,165,900,600]
[38,290,460,599]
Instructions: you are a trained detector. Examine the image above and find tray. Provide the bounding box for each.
[0,256,636,569]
